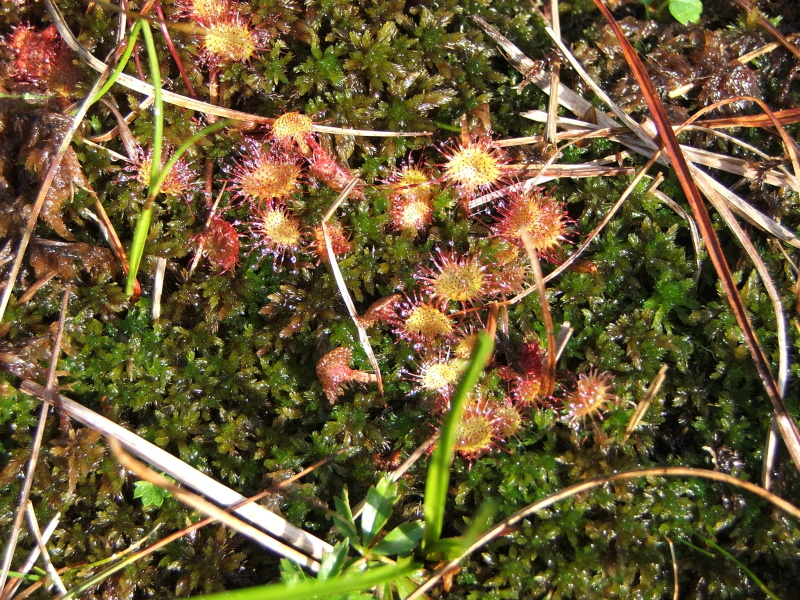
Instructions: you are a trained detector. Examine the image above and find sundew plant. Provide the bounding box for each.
[1,0,800,598]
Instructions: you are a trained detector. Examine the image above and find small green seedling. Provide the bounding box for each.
[639,0,703,25]
[133,480,172,508]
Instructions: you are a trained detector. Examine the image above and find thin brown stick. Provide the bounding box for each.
[692,106,800,129]
[18,271,57,305]
[624,364,668,443]
[666,536,679,600]
[155,0,196,97]
[0,285,71,595]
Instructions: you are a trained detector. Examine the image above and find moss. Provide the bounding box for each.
[2,0,800,597]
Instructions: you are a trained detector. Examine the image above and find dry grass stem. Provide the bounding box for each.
[666,536,679,600]
[107,439,322,572]
[545,0,561,145]
[698,171,790,399]
[322,180,384,397]
[648,181,704,284]
[18,381,332,563]
[624,364,668,443]
[693,106,800,129]
[24,502,66,595]
[519,233,555,397]
[0,286,71,594]
[17,271,57,305]
[94,97,140,157]
[469,161,636,210]
[1,513,59,600]
[322,178,360,223]
[678,97,800,193]
[763,420,781,491]
[737,32,800,64]
[554,322,572,361]
[473,17,621,131]
[82,201,141,298]
[151,257,166,321]
[519,109,798,192]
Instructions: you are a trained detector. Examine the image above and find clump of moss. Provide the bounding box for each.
[1,0,799,598]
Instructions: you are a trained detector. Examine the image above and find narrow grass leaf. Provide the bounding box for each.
[422,331,493,552]
[90,20,142,105]
[697,536,780,600]
[125,19,162,296]
[125,118,229,296]
[191,562,416,600]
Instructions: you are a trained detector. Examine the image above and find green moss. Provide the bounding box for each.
[2,0,800,597]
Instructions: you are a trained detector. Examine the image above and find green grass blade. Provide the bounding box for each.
[90,20,142,105]
[124,118,229,296]
[146,119,230,206]
[122,15,230,297]
[125,205,152,296]
[140,20,162,192]
[125,19,163,296]
[191,562,416,600]
[422,331,493,552]
[697,536,780,600]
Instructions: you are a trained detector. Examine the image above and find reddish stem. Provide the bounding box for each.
[155,1,196,97]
